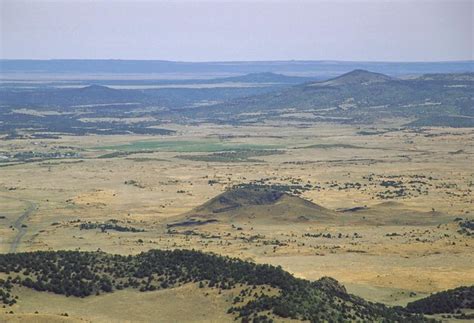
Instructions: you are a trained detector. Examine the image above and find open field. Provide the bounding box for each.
[0,284,237,323]
[0,121,473,320]
[97,139,281,153]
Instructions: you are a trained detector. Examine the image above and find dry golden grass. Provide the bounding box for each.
[0,122,472,321]
[1,284,236,322]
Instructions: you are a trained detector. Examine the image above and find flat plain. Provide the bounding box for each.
[0,120,472,321]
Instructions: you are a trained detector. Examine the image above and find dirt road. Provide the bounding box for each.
[8,199,37,253]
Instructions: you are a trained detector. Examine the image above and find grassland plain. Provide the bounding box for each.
[0,121,473,321]
[96,139,282,153]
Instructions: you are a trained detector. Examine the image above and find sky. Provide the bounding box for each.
[0,0,472,62]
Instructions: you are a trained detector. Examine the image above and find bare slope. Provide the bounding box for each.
[169,188,336,226]
[168,188,454,228]
[338,201,454,226]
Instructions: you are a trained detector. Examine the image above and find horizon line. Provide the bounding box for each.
[1,58,473,64]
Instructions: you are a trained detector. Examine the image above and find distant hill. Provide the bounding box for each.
[185,70,474,127]
[2,69,473,132]
[406,285,474,318]
[313,69,393,86]
[78,84,116,92]
[0,75,288,108]
[86,72,317,86]
[0,84,138,107]
[1,59,472,77]
[168,188,336,226]
[342,201,453,226]
[407,115,474,128]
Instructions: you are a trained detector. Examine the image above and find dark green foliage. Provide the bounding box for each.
[407,116,474,128]
[167,219,218,228]
[79,222,145,233]
[0,81,281,137]
[179,150,284,163]
[0,278,16,306]
[406,286,474,315]
[0,249,430,321]
[232,183,310,195]
[98,151,156,159]
[185,71,474,127]
[457,219,474,236]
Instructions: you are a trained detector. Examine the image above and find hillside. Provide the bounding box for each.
[185,70,474,127]
[313,69,393,86]
[0,249,429,322]
[169,188,336,226]
[406,285,474,319]
[339,201,453,226]
[2,70,473,138]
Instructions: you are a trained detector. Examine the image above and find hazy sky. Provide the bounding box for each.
[1,0,472,61]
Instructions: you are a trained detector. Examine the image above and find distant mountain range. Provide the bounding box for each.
[187,69,474,127]
[1,70,473,137]
[1,59,472,78]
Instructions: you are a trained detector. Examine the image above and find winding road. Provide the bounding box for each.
[9,200,37,253]
[1,195,37,253]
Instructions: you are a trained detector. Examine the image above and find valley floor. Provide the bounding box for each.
[0,121,473,321]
